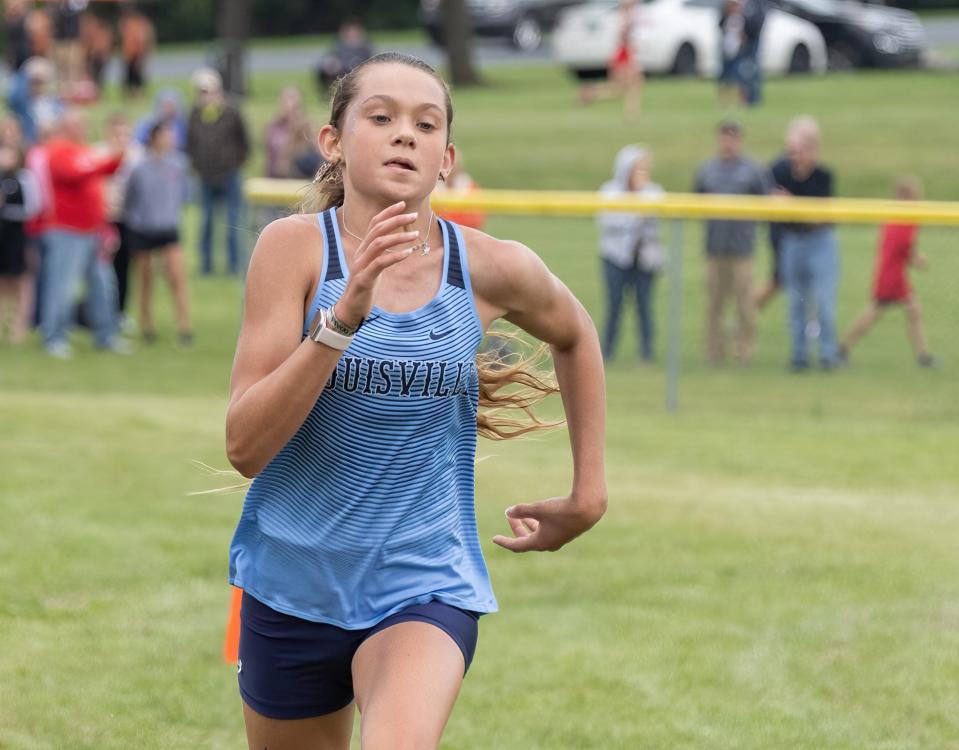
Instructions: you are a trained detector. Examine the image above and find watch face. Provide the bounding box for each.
[309,309,352,350]
[308,308,326,341]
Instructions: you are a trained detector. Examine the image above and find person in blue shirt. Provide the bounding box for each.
[5,57,63,146]
[225,53,608,749]
[133,89,188,152]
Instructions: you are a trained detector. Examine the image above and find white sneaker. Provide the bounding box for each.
[120,314,137,335]
[45,342,73,359]
[99,339,134,355]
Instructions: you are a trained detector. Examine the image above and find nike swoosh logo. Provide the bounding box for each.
[429,328,456,341]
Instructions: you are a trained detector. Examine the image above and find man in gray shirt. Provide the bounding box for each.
[693,120,770,365]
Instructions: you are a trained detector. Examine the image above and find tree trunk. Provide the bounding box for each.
[215,0,252,97]
[442,0,480,86]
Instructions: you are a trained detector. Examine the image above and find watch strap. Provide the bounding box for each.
[307,308,353,350]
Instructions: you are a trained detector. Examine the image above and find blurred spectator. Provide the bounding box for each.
[0,116,25,151]
[79,11,113,91]
[134,89,188,152]
[719,0,766,107]
[316,18,373,90]
[578,0,643,121]
[4,0,35,72]
[23,116,56,333]
[6,56,63,145]
[718,0,745,106]
[102,111,143,325]
[434,155,486,230]
[597,144,665,363]
[41,107,125,358]
[186,67,249,275]
[125,122,192,346]
[693,120,769,366]
[0,138,41,343]
[52,0,88,91]
[755,211,784,310]
[740,0,767,106]
[119,6,154,99]
[25,4,53,60]
[264,86,316,179]
[771,115,839,371]
[840,177,933,368]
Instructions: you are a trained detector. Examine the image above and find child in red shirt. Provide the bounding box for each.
[840,177,933,367]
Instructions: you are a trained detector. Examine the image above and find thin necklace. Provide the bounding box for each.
[341,206,435,256]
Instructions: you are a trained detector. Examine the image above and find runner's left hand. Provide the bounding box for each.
[492,495,605,553]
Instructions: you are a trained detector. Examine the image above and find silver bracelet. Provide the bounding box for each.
[327,305,361,336]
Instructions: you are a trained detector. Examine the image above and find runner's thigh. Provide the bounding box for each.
[352,621,466,750]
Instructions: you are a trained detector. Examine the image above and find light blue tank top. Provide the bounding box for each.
[228,207,498,628]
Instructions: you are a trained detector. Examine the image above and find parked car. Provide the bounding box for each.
[419,0,582,52]
[769,0,926,70]
[553,0,828,79]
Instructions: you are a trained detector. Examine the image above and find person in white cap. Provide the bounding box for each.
[186,67,250,275]
[5,57,63,146]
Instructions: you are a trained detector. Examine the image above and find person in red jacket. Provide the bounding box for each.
[40,107,126,358]
[840,177,934,368]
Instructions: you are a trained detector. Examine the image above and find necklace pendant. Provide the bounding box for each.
[420,240,431,256]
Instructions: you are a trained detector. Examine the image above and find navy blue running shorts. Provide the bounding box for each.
[237,592,480,719]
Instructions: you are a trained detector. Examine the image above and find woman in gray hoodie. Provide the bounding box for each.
[597,145,665,363]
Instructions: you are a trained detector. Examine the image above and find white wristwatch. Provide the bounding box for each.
[307,307,354,350]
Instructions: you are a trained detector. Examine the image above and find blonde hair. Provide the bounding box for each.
[304,53,561,441]
[786,115,821,146]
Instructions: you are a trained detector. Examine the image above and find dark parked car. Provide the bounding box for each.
[419,0,582,52]
[771,0,926,69]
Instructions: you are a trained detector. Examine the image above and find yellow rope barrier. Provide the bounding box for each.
[245,179,959,227]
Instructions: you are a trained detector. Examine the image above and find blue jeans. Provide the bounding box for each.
[781,227,840,366]
[41,230,118,348]
[602,258,656,361]
[200,170,243,275]
[740,40,762,106]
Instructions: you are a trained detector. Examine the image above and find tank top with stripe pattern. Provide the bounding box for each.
[228,207,498,627]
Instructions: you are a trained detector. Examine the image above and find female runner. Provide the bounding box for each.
[225,53,607,749]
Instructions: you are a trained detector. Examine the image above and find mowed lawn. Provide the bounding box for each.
[1,63,958,748]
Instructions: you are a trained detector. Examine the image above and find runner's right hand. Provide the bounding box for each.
[335,201,419,327]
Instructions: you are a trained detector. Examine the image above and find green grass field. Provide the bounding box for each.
[1,64,958,748]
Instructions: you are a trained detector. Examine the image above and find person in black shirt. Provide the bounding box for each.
[771,116,840,371]
[52,0,88,91]
[4,0,34,72]
[316,19,374,91]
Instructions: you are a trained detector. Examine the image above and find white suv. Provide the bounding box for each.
[553,0,827,78]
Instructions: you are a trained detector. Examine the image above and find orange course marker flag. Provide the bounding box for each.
[223,586,243,664]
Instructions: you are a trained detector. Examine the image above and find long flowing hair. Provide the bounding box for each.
[304,53,561,440]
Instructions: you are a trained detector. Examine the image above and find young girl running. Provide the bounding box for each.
[225,53,607,749]
[839,177,934,367]
[578,0,644,121]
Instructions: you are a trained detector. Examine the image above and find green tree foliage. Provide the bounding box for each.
[143,0,419,43]
[145,0,216,43]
